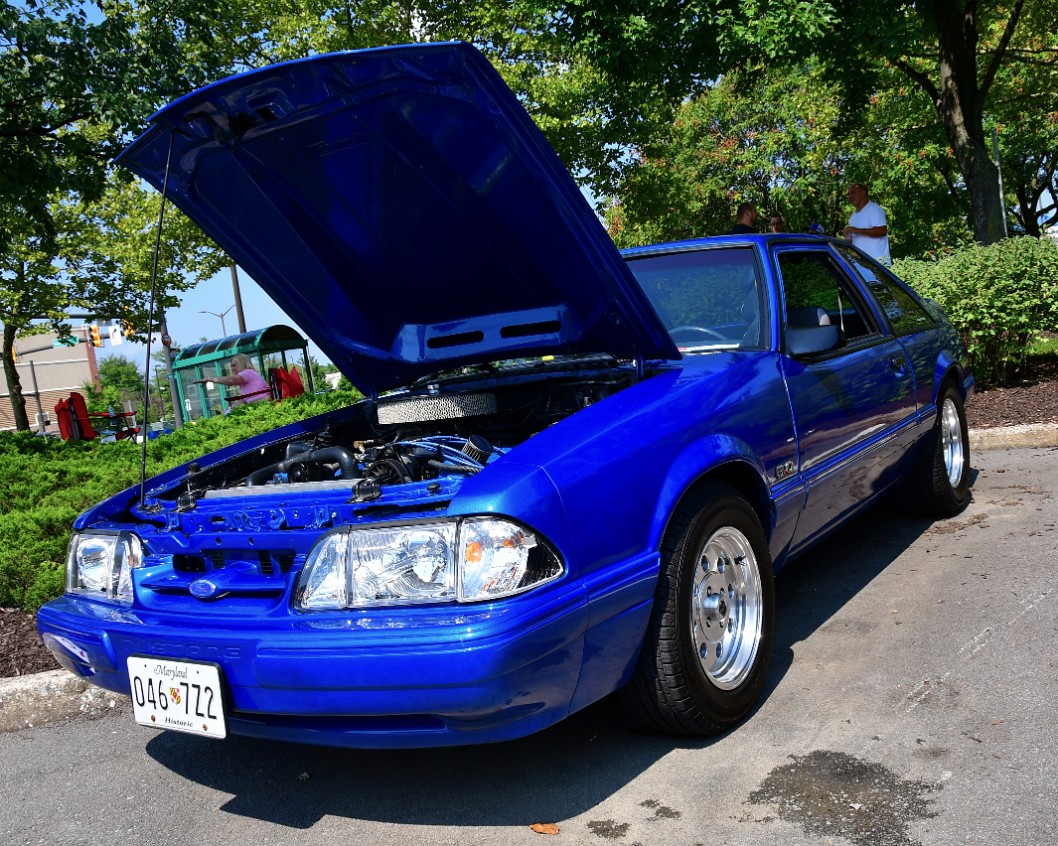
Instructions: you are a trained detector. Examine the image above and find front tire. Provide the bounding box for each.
[905,383,971,517]
[623,484,775,736]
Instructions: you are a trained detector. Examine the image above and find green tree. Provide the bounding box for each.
[984,15,1058,236]
[0,226,70,430]
[0,0,228,430]
[2,174,224,430]
[149,1,621,200]
[607,63,969,257]
[564,0,1057,243]
[64,175,227,341]
[87,353,144,414]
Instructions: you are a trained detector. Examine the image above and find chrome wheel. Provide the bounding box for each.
[940,396,966,487]
[624,485,774,735]
[903,384,971,517]
[690,525,763,691]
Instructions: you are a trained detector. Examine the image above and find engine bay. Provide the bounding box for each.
[151,361,636,509]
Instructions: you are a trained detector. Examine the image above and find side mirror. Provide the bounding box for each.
[786,325,841,356]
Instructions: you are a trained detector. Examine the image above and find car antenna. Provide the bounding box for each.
[139,128,178,506]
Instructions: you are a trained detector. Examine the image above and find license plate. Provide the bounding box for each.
[127,656,227,739]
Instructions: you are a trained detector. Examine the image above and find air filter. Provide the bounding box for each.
[377,393,497,425]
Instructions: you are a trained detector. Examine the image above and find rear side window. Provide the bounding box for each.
[836,245,935,335]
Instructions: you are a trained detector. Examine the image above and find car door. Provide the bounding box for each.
[774,245,919,550]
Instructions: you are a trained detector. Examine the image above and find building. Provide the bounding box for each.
[0,327,101,433]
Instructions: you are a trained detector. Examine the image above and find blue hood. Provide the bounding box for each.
[118,42,678,394]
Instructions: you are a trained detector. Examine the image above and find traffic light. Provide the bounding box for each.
[89,324,103,347]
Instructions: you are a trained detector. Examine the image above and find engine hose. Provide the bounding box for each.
[245,446,360,486]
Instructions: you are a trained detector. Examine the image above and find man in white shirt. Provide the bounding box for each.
[844,183,891,265]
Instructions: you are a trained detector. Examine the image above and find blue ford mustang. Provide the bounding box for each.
[37,42,972,749]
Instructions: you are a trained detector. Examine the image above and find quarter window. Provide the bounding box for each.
[835,245,935,335]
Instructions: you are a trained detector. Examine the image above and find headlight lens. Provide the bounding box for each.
[66,531,143,603]
[295,518,563,610]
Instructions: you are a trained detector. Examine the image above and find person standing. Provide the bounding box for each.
[730,202,759,234]
[767,214,786,233]
[843,183,891,265]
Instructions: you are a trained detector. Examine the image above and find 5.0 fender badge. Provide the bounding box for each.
[775,460,796,481]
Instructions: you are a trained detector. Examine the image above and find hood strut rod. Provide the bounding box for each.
[139,128,177,507]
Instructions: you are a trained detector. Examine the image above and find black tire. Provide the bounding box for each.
[904,383,971,517]
[622,483,775,736]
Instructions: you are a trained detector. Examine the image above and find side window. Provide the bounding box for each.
[835,245,935,334]
[777,250,879,341]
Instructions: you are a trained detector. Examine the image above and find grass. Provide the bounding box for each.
[1025,332,1058,381]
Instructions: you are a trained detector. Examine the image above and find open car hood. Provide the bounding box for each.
[118,42,678,393]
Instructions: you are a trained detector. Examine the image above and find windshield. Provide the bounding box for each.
[626,247,765,352]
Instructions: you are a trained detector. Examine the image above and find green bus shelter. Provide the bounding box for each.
[171,325,315,421]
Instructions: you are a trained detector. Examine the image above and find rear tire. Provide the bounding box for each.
[623,484,775,735]
[905,383,971,517]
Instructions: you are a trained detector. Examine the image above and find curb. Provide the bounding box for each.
[969,422,1058,450]
[3,424,1056,735]
[0,669,127,733]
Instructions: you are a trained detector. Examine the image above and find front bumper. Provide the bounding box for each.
[36,583,594,748]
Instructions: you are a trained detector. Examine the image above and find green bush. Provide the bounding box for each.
[894,237,1058,385]
[0,390,360,610]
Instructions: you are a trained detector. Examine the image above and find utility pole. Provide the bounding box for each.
[230,263,247,333]
[157,312,183,429]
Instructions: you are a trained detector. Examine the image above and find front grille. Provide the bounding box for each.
[258,550,295,575]
[173,550,295,575]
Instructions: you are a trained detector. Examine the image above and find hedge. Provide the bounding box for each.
[0,390,358,610]
[894,236,1058,385]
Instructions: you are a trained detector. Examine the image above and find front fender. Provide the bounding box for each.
[650,434,770,549]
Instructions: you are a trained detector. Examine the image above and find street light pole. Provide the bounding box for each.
[200,305,235,337]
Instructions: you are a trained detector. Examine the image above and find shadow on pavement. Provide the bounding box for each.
[765,497,941,701]
[146,496,961,829]
[146,692,701,829]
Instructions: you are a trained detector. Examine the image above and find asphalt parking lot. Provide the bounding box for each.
[1,442,1055,846]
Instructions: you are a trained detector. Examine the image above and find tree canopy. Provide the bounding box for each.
[2,0,1057,430]
[606,62,972,256]
[0,0,230,428]
[564,0,1057,243]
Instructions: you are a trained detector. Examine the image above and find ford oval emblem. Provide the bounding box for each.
[189,579,218,599]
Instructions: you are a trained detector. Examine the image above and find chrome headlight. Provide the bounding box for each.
[294,518,563,610]
[66,531,143,603]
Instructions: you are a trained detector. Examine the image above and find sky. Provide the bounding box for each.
[98,265,330,368]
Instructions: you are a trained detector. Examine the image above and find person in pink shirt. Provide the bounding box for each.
[193,354,271,407]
